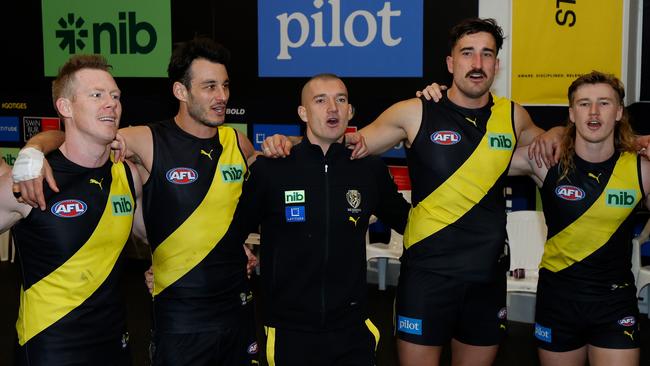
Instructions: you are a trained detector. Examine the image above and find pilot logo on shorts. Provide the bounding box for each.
[497,307,507,320]
[555,185,585,201]
[51,199,87,218]
[534,323,552,343]
[431,131,461,145]
[166,167,198,184]
[397,315,422,335]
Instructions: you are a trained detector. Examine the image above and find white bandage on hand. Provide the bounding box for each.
[12,147,45,182]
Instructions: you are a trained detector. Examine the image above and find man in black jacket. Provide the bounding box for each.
[226,73,410,366]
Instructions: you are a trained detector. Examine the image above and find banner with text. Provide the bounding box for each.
[511,0,623,105]
[42,0,171,77]
[258,0,423,77]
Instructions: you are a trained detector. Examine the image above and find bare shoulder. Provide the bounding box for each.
[120,125,153,144]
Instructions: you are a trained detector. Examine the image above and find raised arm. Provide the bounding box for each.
[508,146,549,187]
[513,103,564,169]
[359,98,422,155]
[236,130,259,166]
[127,160,147,244]
[12,131,66,209]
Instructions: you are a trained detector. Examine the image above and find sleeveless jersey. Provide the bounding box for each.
[539,152,642,299]
[144,119,249,333]
[404,93,515,282]
[13,150,135,349]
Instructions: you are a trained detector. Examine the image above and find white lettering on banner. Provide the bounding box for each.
[276,0,402,60]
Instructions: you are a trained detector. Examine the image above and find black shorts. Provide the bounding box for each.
[15,331,132,366]
[263,319,379,366]
[395,267,507,346]
[151,305,258,366]
[535,287,640,352]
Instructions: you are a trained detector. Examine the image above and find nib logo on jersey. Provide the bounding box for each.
[51,199,87,218]
[258,0,423,77]
[42,0,171,77]
[220,164,245,183]
[606,189,637,208]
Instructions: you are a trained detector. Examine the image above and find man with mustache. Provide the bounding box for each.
[263,18,557,366]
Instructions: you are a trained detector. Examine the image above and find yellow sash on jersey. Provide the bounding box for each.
[17,162,134,345]
[541,152,640,272]
[404,95,514,249]
[153,127,246,295]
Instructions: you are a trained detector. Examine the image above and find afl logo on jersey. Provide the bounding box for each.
[555,185,585,201]
[51,199,87,218]
[431,131,461,145]
[166,167,198,184]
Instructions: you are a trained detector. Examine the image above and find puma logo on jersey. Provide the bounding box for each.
[588,172,602,183]
[465,116,477,127]
[89,178,103,190]
[624,330,635,341]
[200,149,213,160]
[348,216,360,226]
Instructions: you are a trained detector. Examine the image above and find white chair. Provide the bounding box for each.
[367,229,403,290]
[632,217,650,316]
[505,210,547,323]
[366,190,410,290]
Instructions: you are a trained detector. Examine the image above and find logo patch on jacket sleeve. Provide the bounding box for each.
[285,206,306,222]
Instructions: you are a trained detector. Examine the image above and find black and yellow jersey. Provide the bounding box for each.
[539,152,642,299]
[403,93,515,282]
[12,149,135,359]
[144,119,250,333]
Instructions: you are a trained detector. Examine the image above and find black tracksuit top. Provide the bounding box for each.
[226,138,410,331]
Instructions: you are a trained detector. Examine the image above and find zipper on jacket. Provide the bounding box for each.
[321,162,330,326]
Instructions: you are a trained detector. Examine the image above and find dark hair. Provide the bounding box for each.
[559,71,636,181]
[449,18,504,55]
[167,37,231,89]
[52,54,112,105]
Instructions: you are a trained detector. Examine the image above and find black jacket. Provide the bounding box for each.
[227,138,409,331]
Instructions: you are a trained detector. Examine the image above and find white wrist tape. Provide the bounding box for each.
[12,147,45,182]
